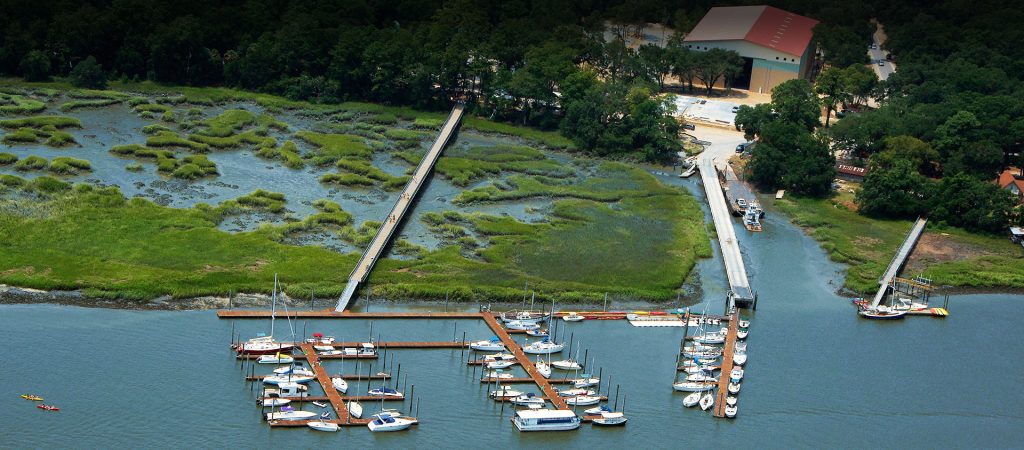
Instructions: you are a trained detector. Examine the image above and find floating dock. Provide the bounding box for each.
[712,312,739,418]
[870,217,928,309]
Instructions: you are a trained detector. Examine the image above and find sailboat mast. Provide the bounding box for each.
[270,273,278,337]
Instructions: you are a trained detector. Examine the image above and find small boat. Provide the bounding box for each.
[313,401,328,408]
[489,386,523,400]
[236,335,296,355]
[484,371,514,379]
[734,341,747,352]
[725,404,738,418]
[562,312,585,322]
[682,392,701,407]
[512,409,580,432]
[348,401,363,419]
[536,360,552,378]
[21,395,43,401]
[305,333,335,344]
[733,352,747,366]
[565,395,601,406]
[307,420,339,432]
[470,338,506,352]
[486,360,515,369]
[584,405,611,415]
[261,398,291,407]
[683,364,719,374]
[373,408,404,418]
[506,320,541,331]
[36,404,60,412]
[672,381,716,392]
[263,374,315,385]
[257,353,294,364]
[737,329,749,340]
[572,375,600,388]
[501,310,549,323]
[557,388,595,397]
[314,344,335,352]
[730,367,744,382]
[682,350,722,359]
[738,320,750,328]
[523,339,564,355]
[728,382,741,395]
[332,377,349,394]
[694,332,726,345]
[319,350,344,356]
[368,387,404,398]
[726,396,737,407]
[859,305,908,320]
[266,407,318,421]
[526,328,549,337]
[367,413,415,432]
[273,365,314,376]
[510,393,546,406]
[591,411,627,426]
[551,359,582,371]
[699,393,714,411]
[483,353,516,362]
[686,373,718,383]
[339,343,378,357]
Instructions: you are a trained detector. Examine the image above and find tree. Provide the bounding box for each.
[875,135,940,176]
[693,48,731,95]
[667,36,697,92]
[815,67,850,128]
[843,65,877,106]
[720,51,745,93]
[771,79,820,131]
[813,24,869,67]
[68,56,106,89]
[733,103,774,140]
[930,173,1017,234]
[637,44,671,91]
[857,158,932,218]
[748,122,834,196]
[19,50,50,81]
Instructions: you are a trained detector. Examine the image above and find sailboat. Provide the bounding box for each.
[699,392,715,411]
[236,276,296,355]
[683,391,701,407]
[535,358,552,378]
[257,353,294,364]
[332,376,349,394]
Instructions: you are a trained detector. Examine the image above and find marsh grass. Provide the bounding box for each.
[13,155,48,171]
[0,152,16,164]
[0,93,46,114]
[255,140,304,169]
[59,99,119,111]
[296,131,373,165]
[0,115,81,129]
[146,130,210,152]
[47,157,92,175]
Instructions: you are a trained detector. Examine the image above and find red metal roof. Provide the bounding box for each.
[745,6,819,57]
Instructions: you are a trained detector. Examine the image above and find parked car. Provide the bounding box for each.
[683,123,695,131]
[731,105,739,113]
[878,60,885,66]
[736,142,751,153]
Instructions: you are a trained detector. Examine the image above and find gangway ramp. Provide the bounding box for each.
[870,217,927,308]
[698,156,754,309]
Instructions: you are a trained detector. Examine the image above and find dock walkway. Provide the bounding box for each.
[698,156,754,308]
[712,312,739,418]
[335,104,465,311]
[481,314,569,410]
[870,217,928,308]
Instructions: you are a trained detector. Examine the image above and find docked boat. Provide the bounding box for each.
[260,397,291,407]
[733,352,747,366]
[331,377,349,394]
[484,370,514,379]
[699,393,714,411]
[584,405,611,415]
[526,328,549,337]
[307,420,339,432]
[592,411,627,426]
[728,382,741,395]
[484,353,516,362]
[368,387,404,398]
[319,350,344,356]
[694,332,726,345]
[565,395,601,406]
[263,374,315,385]
[536,360,552,378]
[562,312,585,322]
[683,392,701,407]
[490,386,523,400]
[859,305,908,320]
[737,329,749,340]
[506,320,541,331]
[237,335,296,355]
[340,343,378,357]
[257,353,294,364]
[314,344,335,352]
[373,408,404,418]
[266,407,317,421]
[572,375,600,388]
[683,364,719,374]
[265,382,308,399]
[726,396,737,407]
[501,310,549,324]
[305,333,335,345]
[730,367,744,382]
[682,350,722,359]
[512,409,580,432]
[273,365,314,376]
[672,381,716,392]
[313,401,327,408]
[21,394,43,401]
[367,413,414,432]
[734,341,747,352]
[469,338,506,352]
[523,339,564,355]
[725,404,738,418]
[738,320,750,328]
[36,404,59,412]
[686,373,718,383]
[486,360,516,369]
[510,393,546,406]
[556,388,595,397]
[348,401,363,419]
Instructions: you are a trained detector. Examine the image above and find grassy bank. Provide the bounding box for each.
[773,190,1024,294]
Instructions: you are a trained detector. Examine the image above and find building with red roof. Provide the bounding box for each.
[683,5,819,93]
[996,168,1024,203]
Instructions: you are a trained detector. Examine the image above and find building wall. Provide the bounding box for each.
[685,39,808,92]
[750,59,800,93]
[684,40,802,65]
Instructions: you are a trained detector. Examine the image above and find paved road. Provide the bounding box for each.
[688,126,747,169]
[868,23,896,81]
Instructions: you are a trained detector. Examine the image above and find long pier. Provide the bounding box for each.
[698,156,754,309]
[481,314,570,410]
[711,311,739,418]
[335,104,466,311]
[218,310,482,319]
[870,217,928,308]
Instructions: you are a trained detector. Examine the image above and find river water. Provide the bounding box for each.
[2,179,1022,448]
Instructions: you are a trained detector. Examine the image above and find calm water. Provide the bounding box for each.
[2,193,1023,449]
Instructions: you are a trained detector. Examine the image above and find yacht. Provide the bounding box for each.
[257,353,294,364]
[331,377,348,394]
[484,370,514,380]
[728,382,741,395]
[536,360,552,378]
[551,359,582,371]
[683,392,701,407]
[572,375,600,388]
[556,388,595,397]
[526,328,549,337]
[512,409,580,432]
[368,386,404,398]
[260,397,291,407]
[564,395,601,406]
[672,381,716,392]
[730,367,744,382]
[367,413,415,432]
[486,360,516,369]
[562,312,585,322]
[523,339,564,355]
[265,407,317,421]
[725,404,738,418]
[307,419,339,432]
[510,393,546,406]
[489,386,523,400]
[348,400,363,419]
[506,320,541,331]
[483,353,516,362]
[733,352,747,366]
[469,338,505,352]
[699,393,714,411]
[263,374,315,385]
[273,365,314,376]
[591,411,627,426]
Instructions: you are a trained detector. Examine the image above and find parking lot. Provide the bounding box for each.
[671,95,741,127]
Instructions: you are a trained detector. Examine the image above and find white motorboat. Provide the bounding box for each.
[372,408,403,418]
[526,328,549,337]
[265,382,308,398]
[368,387,404,398]
[556,388,595,397]
[734,341,747,352]
[686,373,718,383]
[484,353,516,362]
[584,405,611,415]
[469,338,505,352]
[738,320,750,328]
[340,343,378,357]
[562,312,585,322]
[591,411,627,426]
[730,367,744,382]
[305,333,335,345]
[237,335,296,355]
[699,393,714,411]
[485,371,514,379]
[314,344,335,352]
[307,420,339,432]
[263,374,315,385]
[536,360,552,378]
[273,365,314,376]
[312,401,327,408]
[523,339,564,355]
[551,359,583,371]
[726,396,737,407]
[510,393,546,406]
[672,381,716,392]
[319,350,343,356]
[512,409,580,432]
[266,407,318,421]
[486,360,515,369]
[260,397,291,407]
[572,375,600,388]
[332,377,349,394]
[694,332,726,345]
[367,413,414,432]
[501,310,549,323]
[490,386,523,400]
[348,401,363,419]
[737,329,749,340]
[683,364,719,374]
[682,392,701,407]
[506,320,541,331]
[728,382,741,395]
[725,404,738,418]
[733,352,747,366]
[682,350,722,359]
[565,395,601,406]
[257,353,294,364]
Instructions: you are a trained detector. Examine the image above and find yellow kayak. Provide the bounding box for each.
[21,394,43,401]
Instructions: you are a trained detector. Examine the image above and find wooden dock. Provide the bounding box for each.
[870,217,928,308]
[218,310,482,319]
[481,314,570,410]
[479,377,577,384]
[712,311,739,418]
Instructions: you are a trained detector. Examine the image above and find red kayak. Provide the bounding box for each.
[37,404,60,411]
